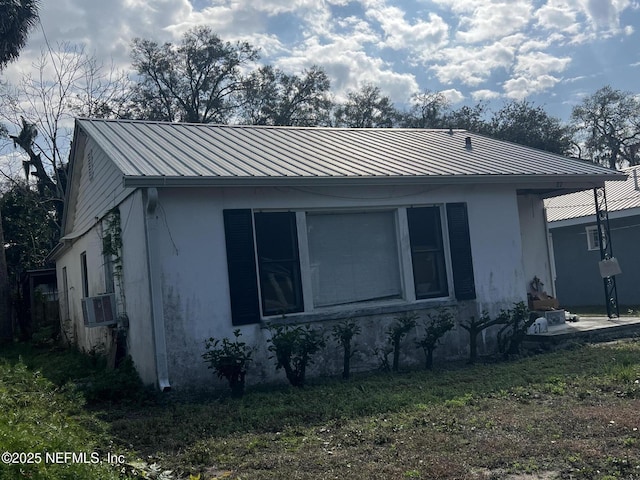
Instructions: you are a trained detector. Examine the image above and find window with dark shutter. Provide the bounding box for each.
[223,209,261,325]
[446,203,476,300]
[254,212,304,316]
[407,207,448,299]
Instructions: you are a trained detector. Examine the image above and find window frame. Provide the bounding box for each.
[304,208,404,309]
[406,206,450,300]
[253,205,454,320]
[585,225,600,251]
[253,211,304,317]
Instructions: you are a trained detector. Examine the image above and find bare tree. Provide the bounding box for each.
[1,42,130,222]
[0,41,129,340]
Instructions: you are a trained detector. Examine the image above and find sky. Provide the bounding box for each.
[2,0,640,129]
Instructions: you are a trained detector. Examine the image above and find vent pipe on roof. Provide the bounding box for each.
[465,136,472,149]
[634,168,639,191]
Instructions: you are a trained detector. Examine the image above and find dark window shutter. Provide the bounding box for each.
[223,209,261,325]
[446,203,476,300]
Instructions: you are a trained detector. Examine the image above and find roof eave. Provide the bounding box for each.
[122,173,626,189]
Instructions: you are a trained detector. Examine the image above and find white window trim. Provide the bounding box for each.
[585,225,600,251]
[257,205,455,320]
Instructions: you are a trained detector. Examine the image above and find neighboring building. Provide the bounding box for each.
[50,119,624,389]
[545,165,640,308]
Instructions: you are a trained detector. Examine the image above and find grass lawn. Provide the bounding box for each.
[2,339,640,479]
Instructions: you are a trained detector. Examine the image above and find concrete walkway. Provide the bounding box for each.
[525,315,640,346]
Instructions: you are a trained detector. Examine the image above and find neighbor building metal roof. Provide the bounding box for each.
[545,165,640,223]
[76,118,624,187]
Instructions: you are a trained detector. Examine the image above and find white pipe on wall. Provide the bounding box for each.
[144,187,171,391]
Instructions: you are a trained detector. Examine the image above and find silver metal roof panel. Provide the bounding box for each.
[546,165,640,223]
[76,118,625,187]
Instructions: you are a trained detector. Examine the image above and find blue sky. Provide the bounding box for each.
[3,0,640,124]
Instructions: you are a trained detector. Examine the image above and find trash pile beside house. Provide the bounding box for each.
[526,276,580,335]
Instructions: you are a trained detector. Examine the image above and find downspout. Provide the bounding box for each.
[143,188,171,391]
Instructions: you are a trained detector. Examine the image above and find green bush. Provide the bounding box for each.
[202,329,253,397]
[387,313,417,372]
[267,323,325,387]
[416,308,455,369]
[332,319,361,379]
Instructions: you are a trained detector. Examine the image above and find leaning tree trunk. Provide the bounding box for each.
[0,210,12,342]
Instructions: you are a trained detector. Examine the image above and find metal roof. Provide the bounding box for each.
[545,165,640,223]
[76,118,624,187]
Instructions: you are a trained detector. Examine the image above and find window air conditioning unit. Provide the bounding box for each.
[82,293,117,327]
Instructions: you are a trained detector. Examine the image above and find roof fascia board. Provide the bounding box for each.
[122,174,624,189]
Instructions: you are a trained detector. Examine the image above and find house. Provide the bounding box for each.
[545,165,640,308]
[50,119,624,390]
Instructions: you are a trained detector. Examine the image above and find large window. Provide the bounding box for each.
[307,211,401,307]
[223,203,475,324]
[407,207,448,299]
[254,212,303,316]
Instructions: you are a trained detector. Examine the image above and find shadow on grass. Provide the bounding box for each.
[0,341,155,406]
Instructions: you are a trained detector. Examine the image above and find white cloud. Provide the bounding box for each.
[276,35,419,104]
[364,7,449,52]
[458,2,533,44]
[514,51,571,78]
[430,38,518,86]
[471,89,501,101]
[577,0,630,30]
[519,33,566,53]
[535,2,578,31]
[440,89,465,103]
[503,74,562,98]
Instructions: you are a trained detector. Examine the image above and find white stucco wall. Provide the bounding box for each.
[117,191,156,385]
[149,183,530,388]
[57,181,548,389]
[56,223,114,354]
[56,191,157,385]
[517,194,554,298]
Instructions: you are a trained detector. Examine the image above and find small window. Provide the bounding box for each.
[61,266,70,320]
[80,252,89,298]
[586,226,600,251]
[254,212,303,316]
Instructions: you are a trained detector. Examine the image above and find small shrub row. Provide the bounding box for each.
[202,307,461,396]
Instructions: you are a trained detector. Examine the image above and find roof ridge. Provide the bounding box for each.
[76,118,465,133]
